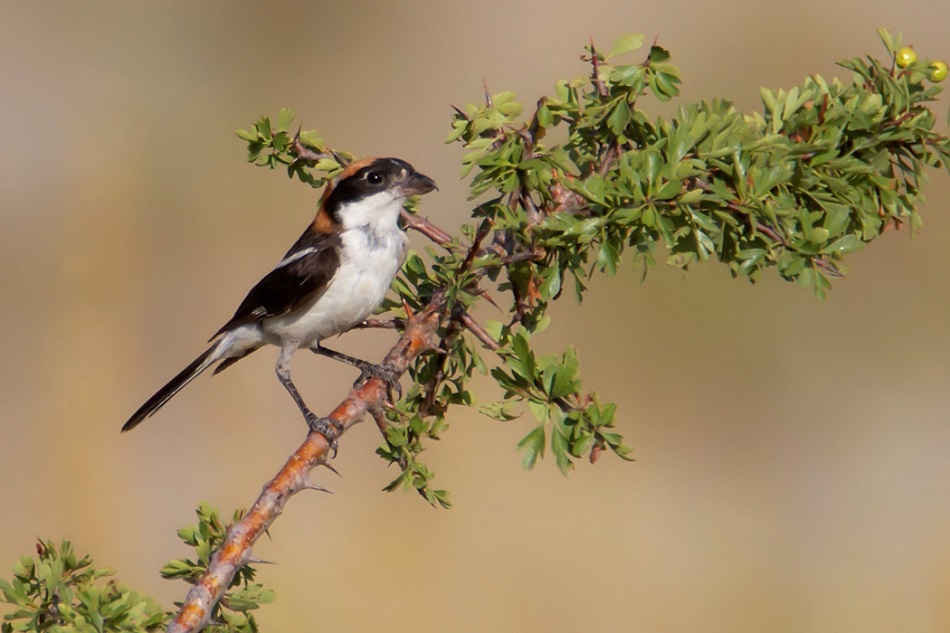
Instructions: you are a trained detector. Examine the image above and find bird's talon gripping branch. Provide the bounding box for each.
[355,363,403,402]
[304,413,343,457]
[312,344,403,402]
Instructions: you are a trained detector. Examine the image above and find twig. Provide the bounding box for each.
[420,314,459,417]
[459,312,500,351]
[289,128,334,164]
[881,111,916,130]
[400,209,455,247]
[548,172,590,215]
[589,38,609,99]
[755,222,788,245]
[461,218,494,274]
[419,221,492,416]
[813,257,845,278]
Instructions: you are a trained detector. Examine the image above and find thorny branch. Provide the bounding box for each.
[400,209,455,247]
[165,152,542,630]
[167,293,446,633]
[166,166,575,633]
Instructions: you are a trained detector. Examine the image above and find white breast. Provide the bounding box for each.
[261,225,407,347]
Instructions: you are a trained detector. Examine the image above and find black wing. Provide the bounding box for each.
[211,228,342,339]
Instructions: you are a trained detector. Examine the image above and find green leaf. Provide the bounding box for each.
[607,100,632,136]
[276,107,295,133]
[648,45,671,64]
[0,578,27,604]
[538,266,561,300]
[235,128,257,142]
[822,234,864,255]
[517,426,545,470]
[551,347,581,398]
[478,402,520,421]
[596,240,620,275]
[528,400,550,423]
[609,33,645,58]
[512,332,536,378]
[550,423,574,474]
[297,130,323,149]
[536,103,554,128]
[876,27,894,54]
[386,425,407,448]
[254,117,272,140]
[427,489,452,509]
[571,432,594,458]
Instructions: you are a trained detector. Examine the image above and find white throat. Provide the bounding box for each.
[336,191,403,232]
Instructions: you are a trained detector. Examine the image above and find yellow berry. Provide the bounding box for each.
[895,47,917,68]
[928,60,948,82]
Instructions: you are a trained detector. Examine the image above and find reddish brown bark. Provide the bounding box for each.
[167,295,444,633]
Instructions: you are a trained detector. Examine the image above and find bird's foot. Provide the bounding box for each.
[304,412,344,458]
[312,344,403,402]
[354,363,403,402]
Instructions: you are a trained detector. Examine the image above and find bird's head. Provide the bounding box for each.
[316,157,437,232]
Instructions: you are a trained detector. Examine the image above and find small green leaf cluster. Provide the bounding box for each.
[378,429,452,509]
[376,223,632,480]
[484,322,631,472]
[161,503,273,633]
[235,107,351,189]
[0,540,164,633]
[455,31,948,300]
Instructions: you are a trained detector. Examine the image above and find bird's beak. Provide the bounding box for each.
[401,171,438,196]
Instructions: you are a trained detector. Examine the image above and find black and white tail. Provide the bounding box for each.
[122,347,218,432]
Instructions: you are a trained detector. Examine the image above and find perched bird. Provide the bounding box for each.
[122,157,437,440]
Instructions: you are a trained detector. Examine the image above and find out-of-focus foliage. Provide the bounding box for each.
[1,505,273,633]
[0,540,163,632]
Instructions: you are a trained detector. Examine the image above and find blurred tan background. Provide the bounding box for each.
[2,1,950,631]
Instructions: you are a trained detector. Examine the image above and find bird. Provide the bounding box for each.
[122,157,437,441]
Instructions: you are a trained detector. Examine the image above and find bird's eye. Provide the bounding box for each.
[366,171,383,185]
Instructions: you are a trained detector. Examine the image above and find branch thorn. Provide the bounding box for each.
[322,462,343,478]
[402,299,415,321]
[301,480,333,494]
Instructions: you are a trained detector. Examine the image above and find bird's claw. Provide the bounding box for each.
[304,412,343,458]
[354,363,403,402]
